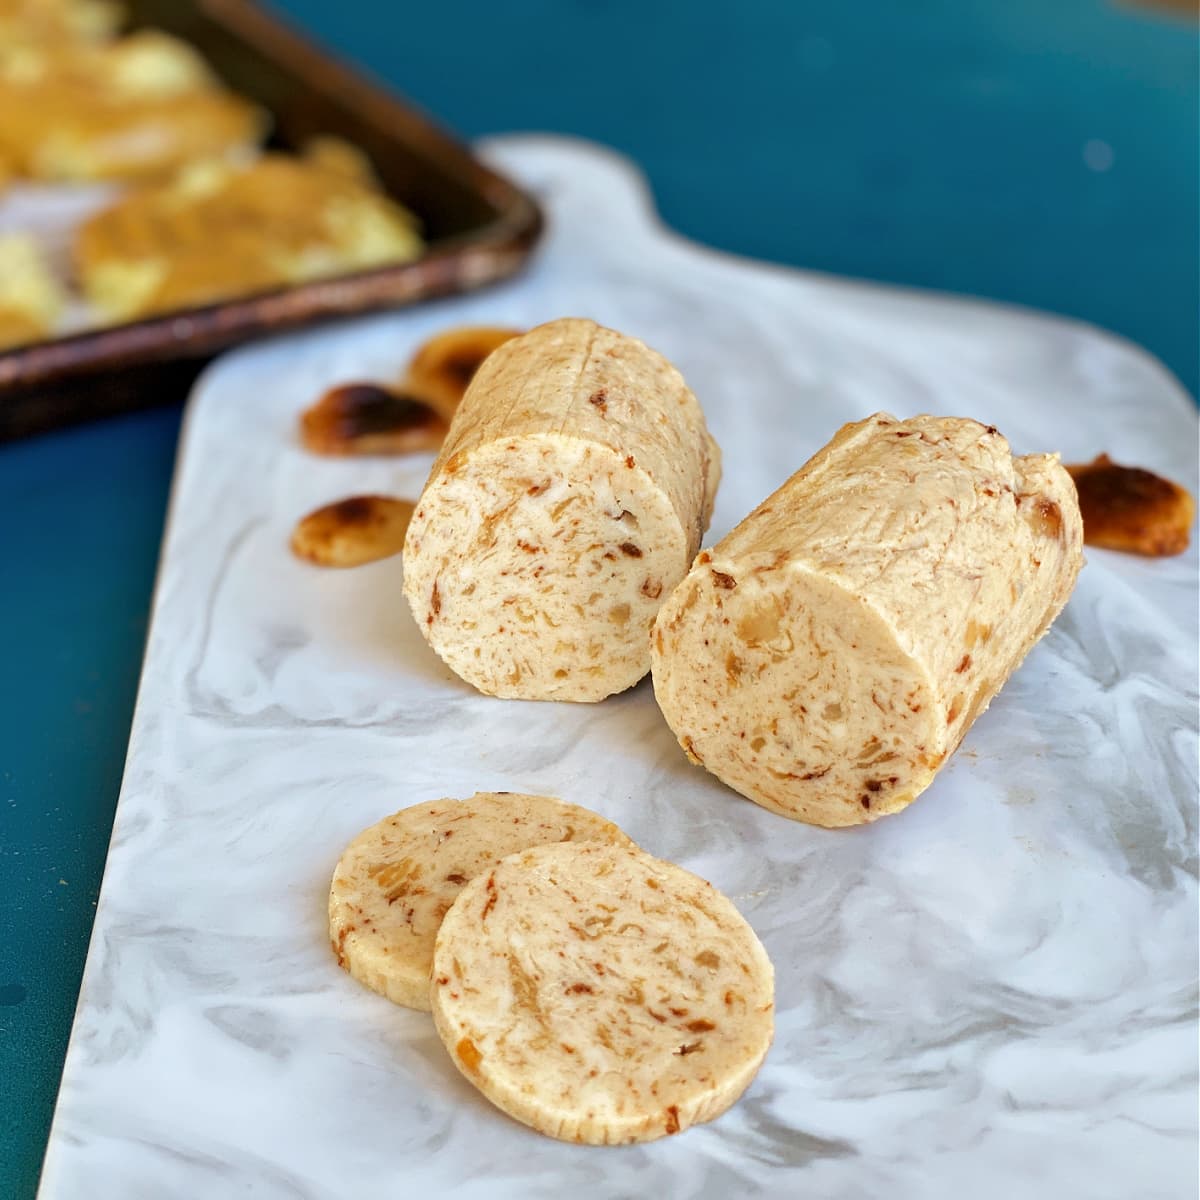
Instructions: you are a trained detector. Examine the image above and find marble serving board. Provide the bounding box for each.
[40,137,1198,1200]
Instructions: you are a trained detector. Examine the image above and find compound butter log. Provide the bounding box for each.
[403,318,721,701]
[651,413,1083,828]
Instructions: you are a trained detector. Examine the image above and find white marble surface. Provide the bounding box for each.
[40,137,1198,1199]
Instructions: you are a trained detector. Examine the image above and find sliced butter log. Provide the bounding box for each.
[402,318,721,702]
[328,793,632,1011]
[651,413,1083,828]
[431,841,774,1144]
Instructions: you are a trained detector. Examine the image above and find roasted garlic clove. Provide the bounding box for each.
[1066,454,1194,557]
[403,325,522,421]
[300,382,448,456]
[291,495,415,568]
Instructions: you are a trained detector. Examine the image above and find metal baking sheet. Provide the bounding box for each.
[0,0,541,441]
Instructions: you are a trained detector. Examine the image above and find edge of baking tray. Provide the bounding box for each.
[0,0,544,442]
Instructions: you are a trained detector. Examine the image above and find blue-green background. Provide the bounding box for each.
[2,2,1196,1194]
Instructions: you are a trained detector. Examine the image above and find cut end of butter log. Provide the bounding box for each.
[403,317,721,702]
[651,413,1084,828]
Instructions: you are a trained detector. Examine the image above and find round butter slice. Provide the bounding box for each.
[328,793,632,1011]
[431,841,774,1144]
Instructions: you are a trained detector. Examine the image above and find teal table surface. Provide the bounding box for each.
[2,2,1196,1194]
